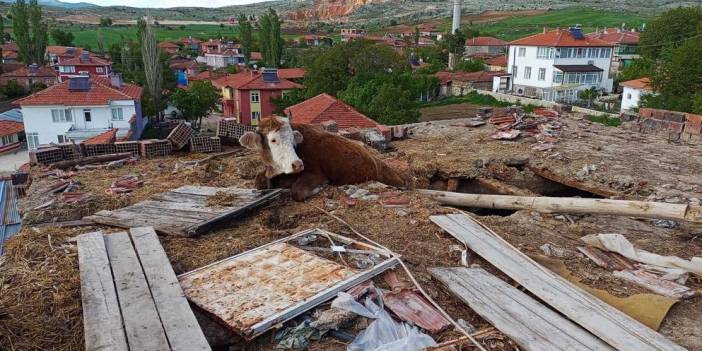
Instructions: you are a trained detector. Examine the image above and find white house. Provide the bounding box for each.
[15,75,144,149]
[204,48,245,68]
[620,77,652,112]
[506,27,615,103]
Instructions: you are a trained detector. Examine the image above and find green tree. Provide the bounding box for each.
[639,7,702,59]
[27,0,47,64]
[0,15,5,45]
[99,17,113,27]
[259,8,283,67]
[50,28,74,46]
[2,79,26,97]
[455,59,484,72]
[97,28,105,55]
[414,26,419,45]
[11,0,47,64]
[238,14,253,64]
[271,88,305,114]
[578,87,599,108]
[169,81,221,129]
[444,29,466,57]
[618,58,654,82]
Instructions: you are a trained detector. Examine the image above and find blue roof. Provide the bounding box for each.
[0,108,23,122]
[0,180,21,255]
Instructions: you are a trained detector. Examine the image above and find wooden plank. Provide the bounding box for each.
[171,185,260,197]
[128,205,215,221]
[85,214,188,236]
[104,231,171,351]
[77,231,129,351]
[431,267,614,351]
[578,246,635,271]
[613,270,696,299]
[431,214,687,351]
[138,200,232,214]
[130,227,211,351]
[152,192,210,205]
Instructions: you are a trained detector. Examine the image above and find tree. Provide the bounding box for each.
[639,7,702,59]
[0,15,5,45]
[99,17,113,27]
[238,14,253,64]
[259,9,283,67]
[27,0,47,64]
[414,26,419,46]
[2,79,26,97]
[11,0,47,65]
[96,28,105,55]
[51,28,74,46]
[444,29,465,57]
[578,87,599,108]
[140,18,163,120]
[455,59,484,72]
[618,58,654,82]
[271,88,305,114]
[169,81,221,129]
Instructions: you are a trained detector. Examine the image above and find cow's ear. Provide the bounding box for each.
[293,130,303,145]
[239,132,262,150]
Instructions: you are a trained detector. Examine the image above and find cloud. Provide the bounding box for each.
[60,0,265,8]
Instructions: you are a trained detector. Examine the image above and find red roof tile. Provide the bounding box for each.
[278,68,305,79]
[15,76,142,106]
[46,46,83,56]
[586,28,640,45]
[465,36,507,46]
[82,128,117,145]
[2,51,18,60]
[0,121,23,137]
[250,52,263,60]
[213,70,301,90]
[284,93,379,130]
[485,55,507,66]
[510,29,613,47]
[1,65,57,78]
[620,77,652,90]
[159,41,180,49]
[60,55,111,66]
[169,60,200,70]
[2,42,18,52]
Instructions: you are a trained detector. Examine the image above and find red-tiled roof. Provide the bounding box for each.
[82,128,117,145]
[620,77,652,90]
[2,51,18,60]
[465,36,507,46]
[510,29,613,47]
[586,28,640,45]
[190,70,224,81]
[0,121,23,137]
[60,55,111,66]
[1,65,57,78]
[485,55,507,67]
[15,77,142,106]
[284,93,379,130]
[159,41,180,49]
[169,60,200,70]
[213,70,302,90]
[250,52,263,60]
[278,68,305,79]
[2,42,18,52]
[46,46,83,56]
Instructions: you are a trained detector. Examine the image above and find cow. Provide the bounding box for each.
[239,116,410,201]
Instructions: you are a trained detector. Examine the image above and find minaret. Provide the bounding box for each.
[448,0,461,70]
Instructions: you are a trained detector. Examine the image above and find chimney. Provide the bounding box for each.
[543,27,547,34]
[28,63,38,73]
[110,73,123,89]
[80,52,90,63]
[451,0,461,34]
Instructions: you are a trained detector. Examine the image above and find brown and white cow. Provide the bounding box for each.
[239,116,409,201]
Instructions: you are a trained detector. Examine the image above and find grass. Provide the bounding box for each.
[472,7,650,41]
[422,91,512,108]
[586,114,622,127]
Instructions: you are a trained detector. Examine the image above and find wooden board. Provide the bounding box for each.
[431,267,614,351]
[77,231,129,351]
[430,214,686,351]
[85,186,282,236]
[129,227,211,351]
[104,232,171,351]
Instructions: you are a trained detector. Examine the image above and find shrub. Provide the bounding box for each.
[586,114,622,127]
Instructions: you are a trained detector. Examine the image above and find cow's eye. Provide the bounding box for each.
[271,138,277,143]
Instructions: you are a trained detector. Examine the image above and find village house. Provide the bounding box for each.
[213,68,301,126]
[464,36,507,57]
[284,93,379,130]
[180,37,202,52]
[2,42,19,64]
[14,74,144,148]
[204,48,245,68]
[0,64,58,90]
[436,71,506,97]
[56,52,112,82]
[340,28,367,42]
[485,55,508,72]
[418,25,441,37]
[587,27,640,78]
[45,46,85,67]
[302,34,332,47]
[619,77,653,113]
[0,120,24,154]
[506,26,614,103]
[169,59,203,86]
[158,41,181,55]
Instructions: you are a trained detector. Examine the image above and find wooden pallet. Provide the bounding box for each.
[77,227,210,351]
[85,186,283,236]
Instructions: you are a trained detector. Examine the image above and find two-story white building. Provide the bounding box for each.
[15,75,144,148]
[506,27,615,103]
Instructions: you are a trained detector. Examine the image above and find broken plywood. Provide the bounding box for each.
[84,186,282,236]
[178,228,399,339]
[431,214,686,351]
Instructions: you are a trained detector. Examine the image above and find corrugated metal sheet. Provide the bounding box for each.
[0,180,22,255]
[0,108,23,122]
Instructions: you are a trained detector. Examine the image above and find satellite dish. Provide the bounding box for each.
[253,64,258,70]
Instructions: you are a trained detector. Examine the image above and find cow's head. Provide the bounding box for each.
[239,116,304,177]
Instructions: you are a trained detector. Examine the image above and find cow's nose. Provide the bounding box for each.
[292,160,304,173]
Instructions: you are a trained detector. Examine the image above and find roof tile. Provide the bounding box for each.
[510,29,613,47]
[0,121,23,137]
[284,93,379,130]
[15,76,142,106]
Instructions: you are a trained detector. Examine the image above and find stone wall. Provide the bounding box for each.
[632,108,702,143]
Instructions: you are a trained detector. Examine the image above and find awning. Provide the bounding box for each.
[553,64,603,72]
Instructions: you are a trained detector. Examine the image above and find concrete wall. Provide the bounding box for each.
[466,88,619,117]
[621,86,643,112]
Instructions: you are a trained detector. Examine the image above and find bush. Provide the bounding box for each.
[2,80,26,98]
[586,114,622,127]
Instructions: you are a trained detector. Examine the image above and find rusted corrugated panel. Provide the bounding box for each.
[384,288,451,333]
[179,242,357,338]
[4,182,21,225]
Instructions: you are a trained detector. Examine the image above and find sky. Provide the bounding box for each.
[59,0,267,7]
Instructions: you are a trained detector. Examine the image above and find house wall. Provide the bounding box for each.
[21,101,136,146]
[235,89,286,126]
[57,65,111,82]
[621,86,645,112]
[465,45,505,57]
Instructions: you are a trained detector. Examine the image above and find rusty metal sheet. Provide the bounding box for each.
[179,229,399,339]
[384,288,451,333]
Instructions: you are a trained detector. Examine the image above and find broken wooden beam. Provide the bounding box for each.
[431,214,686,351]
[612,270,696,299]
[50,152,132,170]
[431,267,614,351]
[474,178,540,196]
[528,165,618,198]
[419,190,702,223]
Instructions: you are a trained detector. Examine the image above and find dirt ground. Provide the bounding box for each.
[420,103,482,122]
[1,110,701,350]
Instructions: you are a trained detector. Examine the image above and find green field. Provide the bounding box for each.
[472,7,650,41]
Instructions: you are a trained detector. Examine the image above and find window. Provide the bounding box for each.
[600,48,611,58]
[51,109,73,123]
[524,66,532,79]
[27,132,39,149]
[96,67,103,73]
[576,48,585,58]
[1,135,10,145]
[512,65,518,77]
[251,111,261,121]
[518,47,526,57]
[553,71,563,83]
[627,93,632,100]
[537,47,552,59]
[59,66,75,73]
[78,71,89,75]
[111,108,124,121]
[58,135,66,143]
[538,68,546,81]
[250,91,260,103]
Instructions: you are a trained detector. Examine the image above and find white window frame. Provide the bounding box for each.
[96,67,103,73]
[59,66,76,73]
[27,132,39,149]
[518,47,526,57]
[250,91,260,103]
[51,109,73,123]
[111,107,124,121]
[536,47,551,59]
[538,68,546,81]
[524,66,532,79]
[512,65,518,77]
[251,111,261,121]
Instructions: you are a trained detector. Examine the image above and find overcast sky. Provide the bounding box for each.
[60,0,265,7]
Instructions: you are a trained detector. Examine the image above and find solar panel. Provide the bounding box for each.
[68,76,91,91]
[570,27,585,40]
[262,68,279,83]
